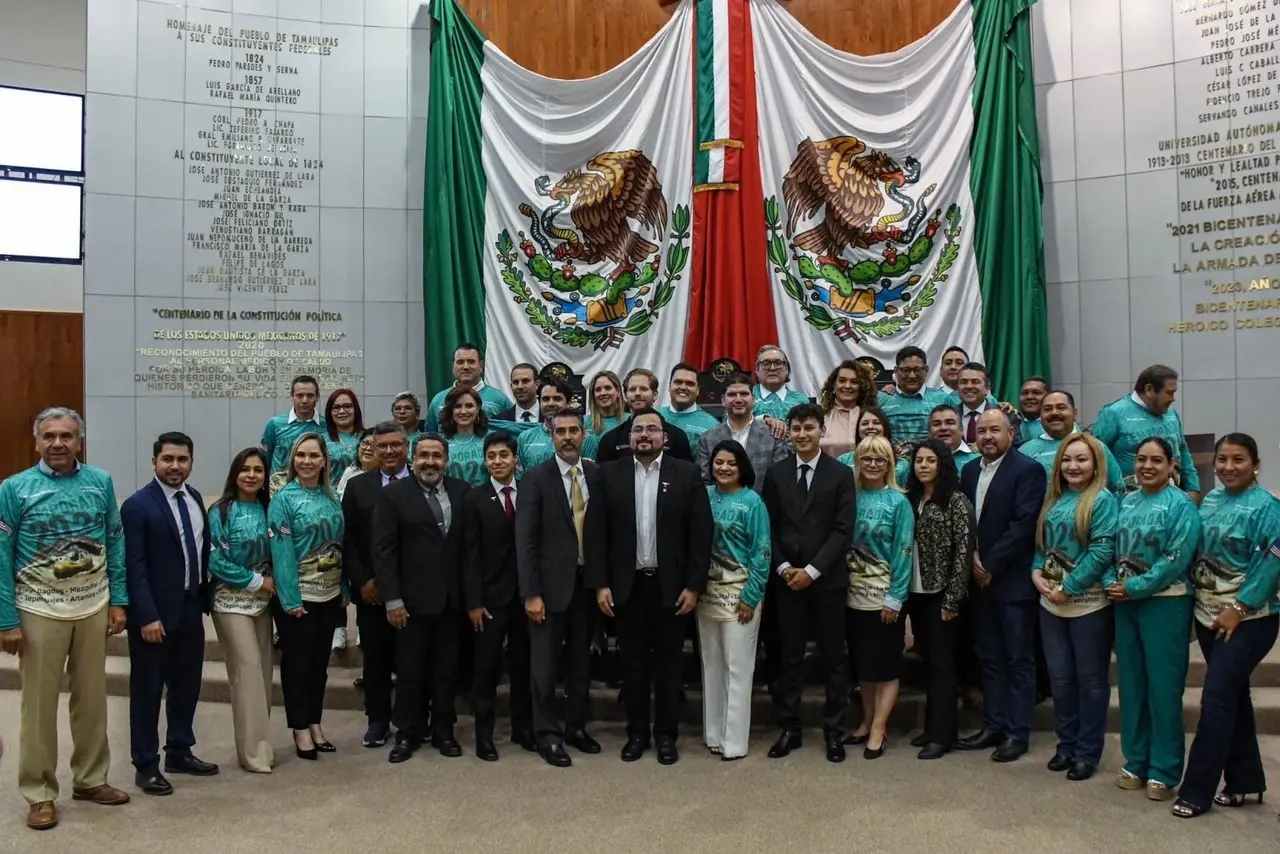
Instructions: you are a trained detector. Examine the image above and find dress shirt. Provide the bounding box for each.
[777,452,823,581]
[554,454,590,506]
[421,480,453,533]
[820,405,860,458]
[37,459,82,477]
[380,465,409,487]
[634,454,662,568]
[760,384,794,401]
[491,477,517,509]
[728,417,754,448]
[156,478,205,591]
[286,407,320,425]
[975,452,1006,519]
[962,403,990,444]
[515,402,539,423]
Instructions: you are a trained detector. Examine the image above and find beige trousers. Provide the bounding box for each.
[18,606,111,804]
[211,610,275,772]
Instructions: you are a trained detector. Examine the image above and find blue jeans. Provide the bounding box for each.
[1039,607,1113,767]
[1179,614,1279,808]
[972,595,1037,742]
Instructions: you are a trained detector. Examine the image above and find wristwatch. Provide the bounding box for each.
[1229,601,1253,618]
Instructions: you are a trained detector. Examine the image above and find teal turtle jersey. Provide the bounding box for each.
[326,432,360,483]
[706,486,772,610]
[877,387,949,445]
[659,406,720,447]
[1032,489,1118,617]
[424,384,514,433]
[846,487,914,612]
[1192,485,1280,626]
[267,480,345,611]
[446,434,489,485]
[208,499,273,616]
[1018,433,1125,493]
[1106,484,1201,599]
[260,412,326,493]
[752,386,810,422]
[583,415,622,461]
[0,464,127,631]
[1089,395,1199,493]
[517,426,557,475]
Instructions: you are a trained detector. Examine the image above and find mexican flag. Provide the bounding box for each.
[424,0,695,393]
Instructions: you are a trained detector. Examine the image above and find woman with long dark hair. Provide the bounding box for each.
[1175,433,1280,818]
[903,438,973,759]
[839,406,908,483]
[817,360,879,459]
[269,433,346,760]
[209,448,275,773]
[1106,436,1201,801]
[324,388,364,481]
[439,386,490,485]
[1031,433,1118,782]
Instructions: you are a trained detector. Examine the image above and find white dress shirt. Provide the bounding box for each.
[634,454,662,568]
[156,478,204,590]
[728,417,754,448]
[491,477,517,510]
[555,454,590,506]
[976,453,1006,519]
[514,402,539,423]
[777,452,823,581]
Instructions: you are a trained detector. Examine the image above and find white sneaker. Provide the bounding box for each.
[331,627,348,650]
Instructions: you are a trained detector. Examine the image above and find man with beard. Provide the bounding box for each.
[595,369,693,463]
[499,363,540,424]
[659,363,719,447]
[423,343,514,432]
[372,434,470,763]
[516,411,605,767]
[928,405,980,473]
[1090,364,1200,501]
[1017,377,1049,443]
[696,373,792,493]
[517,379,571,472]
[261,375,325,495]
[593,412,711,765]
[1020,391,1124,492]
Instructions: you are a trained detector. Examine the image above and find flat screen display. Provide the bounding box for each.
[0,179,82,261]
[0,86,84,172]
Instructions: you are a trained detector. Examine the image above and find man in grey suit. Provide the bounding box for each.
[696,373,792,491]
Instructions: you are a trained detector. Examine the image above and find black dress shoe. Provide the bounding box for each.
[655,736,679,766]
[433,734,463,758]
[768,729,802,758]
[134,770,173,796]
[910,732,928,748]
[620,735,649,762]
[992,739,1029,763]
[388,735,418,764]
[1047,752,1072,772]
[512,730,537,752]
[164,753,219,776]
[917,742,950,760]
[363,721,390,748]
[565,729,602,755]
[957,728,1004,751]
[353,676,365,688]
[825,734,847,763]
[539,743,572,768]
[1066,761,1096,781]
[475,739,499,762]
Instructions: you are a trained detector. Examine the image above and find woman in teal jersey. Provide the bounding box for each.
[583,370,625,460]
[440,387,490,485]
[697,440,771,760]
[1105,436,1201,801]
[844,435,914,759]
[269,432,346,761]
[209,448,276,773]
[1175,434,1280,818]
[1031,433,1118,782]
[323,389,363,482]
[335,429,377,500]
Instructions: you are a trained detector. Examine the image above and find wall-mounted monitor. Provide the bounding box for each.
[0,85,84,173]
[0,178,83,262]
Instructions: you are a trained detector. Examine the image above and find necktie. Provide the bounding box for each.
[569,466,586,560]
[797,463,811,504]
[174,491,200,591]
[501,486,515,521]
[426,486,445,533]
[965,412,977,444]
[521,411,533,422]
[387,473,398,484]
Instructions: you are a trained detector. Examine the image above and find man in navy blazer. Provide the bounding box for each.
[122,432,217,796]
[956,410,1046,763]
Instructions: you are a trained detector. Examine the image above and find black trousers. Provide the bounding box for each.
[392,609,460,741]
[275,597,342,730]
[774,583,849,734]
[355,600,397,725]
[956,605,982,692]
[529,584,595,748]
[129,593,205,772]
[470,598,532,739]
[615,571,689,739]
[906,592,959,746]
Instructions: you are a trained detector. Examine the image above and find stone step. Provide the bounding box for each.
[4,655,1279,734]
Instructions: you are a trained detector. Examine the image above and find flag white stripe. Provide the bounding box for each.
[712,0,731,142]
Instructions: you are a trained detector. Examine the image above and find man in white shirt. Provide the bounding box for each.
[501,363,541,423]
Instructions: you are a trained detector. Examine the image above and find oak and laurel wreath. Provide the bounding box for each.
[764,197,962,339]
[495,205,691,350]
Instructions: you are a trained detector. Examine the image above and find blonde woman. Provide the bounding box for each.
[844,435,914,758]
[583,370,625,459]
[1031,433,1118,782]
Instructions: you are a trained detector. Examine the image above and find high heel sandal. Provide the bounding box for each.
[314,741,337,753]
[1214,790,1264,808]
[1171,798,1208,819]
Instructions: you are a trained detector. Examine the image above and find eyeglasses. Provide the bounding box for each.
[758,359,787,369]
[859,456,889,468]
[374,441,405,453]
[897,367,925,376]
[331,403,354,411]
[631,425,664,435]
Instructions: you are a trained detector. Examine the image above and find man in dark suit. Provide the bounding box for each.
[515,409,605,767]
[595,368,693,463]
[497,362,540,423]
[957,409,1047,762]
[341,421,409,749]
[372,432,470,763]
[593,412,712,765]
[761,404,855,763]
[461,431,534,760]
[695,373,791,492]
[121,432,217,796]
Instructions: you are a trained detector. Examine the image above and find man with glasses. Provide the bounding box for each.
[752,346,808,436]
[877,346,946,447]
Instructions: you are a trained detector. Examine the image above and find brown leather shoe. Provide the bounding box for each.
[27,801,57,830]
[72,784,131,805]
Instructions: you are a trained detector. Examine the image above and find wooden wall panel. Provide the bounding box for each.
[458,0,962,79]
[0,311,84,479]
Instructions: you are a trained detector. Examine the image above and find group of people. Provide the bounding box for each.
[0,341,1276,831]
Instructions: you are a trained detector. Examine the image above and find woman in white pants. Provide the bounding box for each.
[698,439,771,760]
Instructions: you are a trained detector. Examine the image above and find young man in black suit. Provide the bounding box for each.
[957,409,1047,763]
[461,431,534,760]
[592,411,712,765]
[761,403,856,763]
[371,433,470,763]
[340,421,409,749]
[515,410,605,767]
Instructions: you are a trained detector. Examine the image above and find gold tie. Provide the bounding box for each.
[569,465,586,560]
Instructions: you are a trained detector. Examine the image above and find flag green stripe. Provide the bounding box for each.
[969,0,1049,402]
[424,0,488,397]
[694,0,716,185]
